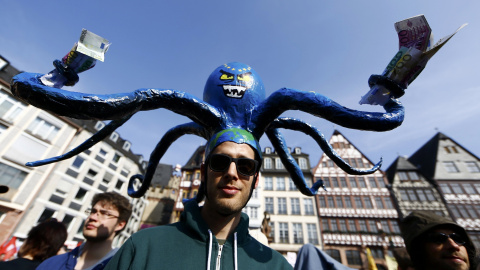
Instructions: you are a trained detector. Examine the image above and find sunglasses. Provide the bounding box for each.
[425,232,466,246]
[209,154,259,176]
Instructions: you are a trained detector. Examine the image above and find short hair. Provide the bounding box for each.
[18,219,67,262]
[91,192,132,222]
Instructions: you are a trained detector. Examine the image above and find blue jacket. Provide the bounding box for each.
[36,244,116,270]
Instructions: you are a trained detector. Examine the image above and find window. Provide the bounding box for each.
[375,197,384,209]
[264,158,272,169]
[440,183,452,194]
[407,189,418,201]
[276,177,285,191]
[265,147,271,154]
[307,224,319,244]
[102,172,114,185]
[264,177,273,190]
[112,153,121,164]
[27,117,60,142]
[289,178,298,191]
[291,198,301,215]
[71,157,85,170]
[304,198,314,215]
[322,219,330,231]
[331,177,339,188]
[391,220,401,233]
[115,180,124,191]
[49,179,72,205]
[37,208,55,223]
[123,141,131,151]
[328,160,334,167]
[349,158,357,168]
[323,177,330,188]
[349,177,357,188]
[95,121,105,130]
[443,161,459,173]
[416,189,427,201]
[380,220,391,233]
[0,123,7,135]
[364,197,373,208]
[407,171,419,180]
[73,189,87,203]
[357,158,364,168]
[62,214,75,230]
[399,190,409,200]
[0,162,28,200]
[277,198,287,214]
[325,250,341,263]
[358,177,366,188]
[318,196,326,208]
[292,223,304,244]
[327,197,335,208]
[340,177,347,188]
[358,220,367,231]
[275,158,284,169]
[336,197,344,208]
[354,196,363,208]
[299,158,307,169]
[346,250,362,265]
[371,248,384,259]
[368,177,377,188]
[464,184,476,194]
[339,219,347,232]
[265,197,274,214]
[0,92,25,122]
[348,220,356,232]
[279,222,289,243]
[384,198,394,209]
[330,219,338,231]
[398,172,408,181]
[345,197,353,208]
[450,183,463,194]
[466,162,480,173]
[110,132,119,142]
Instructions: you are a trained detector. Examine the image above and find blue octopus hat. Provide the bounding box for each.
[205,128,263,162]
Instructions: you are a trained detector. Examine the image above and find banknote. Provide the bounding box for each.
[359,15,467,105]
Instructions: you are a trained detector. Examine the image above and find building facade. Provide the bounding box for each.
[260,146,321,259]
[0,56,147,248]
[386,156,449,219]
[312,130,403,270]
[408,132,480,248]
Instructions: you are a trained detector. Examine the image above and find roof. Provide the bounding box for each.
[182,145,205,170]
[385,156,420,184]
[151,163,173,187]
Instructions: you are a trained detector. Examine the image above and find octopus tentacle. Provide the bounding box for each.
[270,118,382,175]
[128,123,209,198]
[266,127,325,196]
[11,72,222,128]
[26,115,133,167]
[252,87,404,138]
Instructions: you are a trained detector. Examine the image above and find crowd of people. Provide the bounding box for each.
[1,128,478,270]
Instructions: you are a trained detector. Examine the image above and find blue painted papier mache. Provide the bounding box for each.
[10,16,464,199]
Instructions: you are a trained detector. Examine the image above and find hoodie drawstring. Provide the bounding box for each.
[207,230,238,270]
[207,230,213,270]
[234,232,238,270]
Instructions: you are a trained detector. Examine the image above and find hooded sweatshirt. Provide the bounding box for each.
[104,200,292,270]
[400,210,476,270]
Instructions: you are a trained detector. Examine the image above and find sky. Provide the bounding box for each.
[1,1,479,172]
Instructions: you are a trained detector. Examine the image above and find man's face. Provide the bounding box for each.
[83,201,126,242]
[202,141,258,216]
[423,228,470,270]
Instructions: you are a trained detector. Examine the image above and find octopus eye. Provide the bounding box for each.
[220,73,234,81]
[237,72,253,87]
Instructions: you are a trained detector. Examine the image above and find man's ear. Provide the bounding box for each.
[115,220,127,233]
[254,173,259,189]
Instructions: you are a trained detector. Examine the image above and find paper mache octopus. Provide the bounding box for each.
[10,16,462,199]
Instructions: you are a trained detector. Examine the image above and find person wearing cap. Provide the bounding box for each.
[105,128,292,270]
[400,210,477,270]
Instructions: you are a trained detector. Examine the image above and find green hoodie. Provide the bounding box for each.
[105,200,292,270]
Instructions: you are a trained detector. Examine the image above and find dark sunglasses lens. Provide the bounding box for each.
[429,233,449,243]
[450,234,466,245]
[237,158,257,176]
[210,155,231,171]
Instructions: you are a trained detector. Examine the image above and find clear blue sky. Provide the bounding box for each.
[1,1,479,170]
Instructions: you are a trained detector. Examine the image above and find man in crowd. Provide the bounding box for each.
[400,210,477,270]
[38,192,132,270]
[105,128,292,269]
